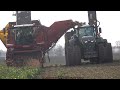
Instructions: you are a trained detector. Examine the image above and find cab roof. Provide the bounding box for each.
[14,24,35,28]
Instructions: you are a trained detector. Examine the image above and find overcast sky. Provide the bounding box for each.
[0,11,120,51]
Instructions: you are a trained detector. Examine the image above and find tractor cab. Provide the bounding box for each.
[71,24,102,44]
[76,25,95,37]
[11,24,36,46]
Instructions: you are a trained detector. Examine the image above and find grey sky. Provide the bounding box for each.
[0,11,120,51]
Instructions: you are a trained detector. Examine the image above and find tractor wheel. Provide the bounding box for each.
[98,44,105,64]
[65,46,71,66]
[65,46,70,66]
[105,43,113,63]
[65,45,75,66]
[13,58,24,67]
[73,45,81,66]
[65,32,73,66]
[6,50,14,67]
[68,46,74,66]
[11,54,26,67]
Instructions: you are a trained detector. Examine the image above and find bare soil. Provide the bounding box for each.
[38,60,120,79]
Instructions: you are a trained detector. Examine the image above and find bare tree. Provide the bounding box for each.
[48,44,65,56]
[54,45,64,56]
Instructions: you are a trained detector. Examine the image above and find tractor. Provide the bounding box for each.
[65,11,113,66]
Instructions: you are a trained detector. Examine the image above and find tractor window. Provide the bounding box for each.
[79,27,94,37]
[13,26,35,45]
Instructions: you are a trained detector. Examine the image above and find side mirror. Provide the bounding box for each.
[99,27,102,33]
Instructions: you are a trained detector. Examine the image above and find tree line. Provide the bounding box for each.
[48,44,65,57]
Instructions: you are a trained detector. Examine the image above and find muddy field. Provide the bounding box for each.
[1,57,120,79]
[38,60,120,79]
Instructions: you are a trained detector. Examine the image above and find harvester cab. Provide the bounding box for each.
[6,11,40,49]
[10,24,36,45]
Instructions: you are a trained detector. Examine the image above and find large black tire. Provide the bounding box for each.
[13,57,24,67]
[65,32,73,66]
[65,45,73,66]
[6,49,15,67]
[65,46,69,66]
[65,46,71,66]
[65,32,81,66]
[98,44,105,64]
[68,46,74,66]
[105,43,113,63]
[65,45,81,66]
[73,45,81,66]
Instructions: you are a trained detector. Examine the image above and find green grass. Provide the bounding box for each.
[0,64,43,79]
